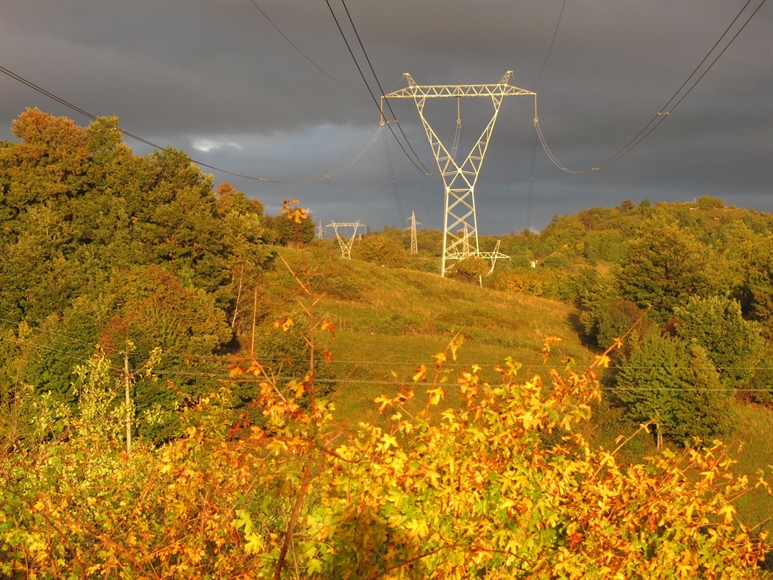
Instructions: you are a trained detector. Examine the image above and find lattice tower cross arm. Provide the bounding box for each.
[381,72,536,277]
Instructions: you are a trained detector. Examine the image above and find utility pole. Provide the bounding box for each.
[381,72,533,276]
[405,211,421,255]
[124,347,131,455]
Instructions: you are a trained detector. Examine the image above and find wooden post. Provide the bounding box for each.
[124,348,131,455]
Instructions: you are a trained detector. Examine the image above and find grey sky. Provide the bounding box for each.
[1,0,771,233]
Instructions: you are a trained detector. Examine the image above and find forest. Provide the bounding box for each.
[1,109,772,578]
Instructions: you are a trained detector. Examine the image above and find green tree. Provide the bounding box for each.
[674,295,764,389]
[615,333,733,445]
[617,216,716,319]
[263,212,315,247]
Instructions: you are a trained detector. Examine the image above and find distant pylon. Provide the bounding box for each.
[478,240,509,275]
[382,72,534,276]
[317,222,324,240]
[461,223,471,256]
[327,221,362,259]
[405,211,422,255]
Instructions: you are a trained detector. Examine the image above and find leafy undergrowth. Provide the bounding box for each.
[2,336,772,578]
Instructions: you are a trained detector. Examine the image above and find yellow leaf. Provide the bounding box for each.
[272,316,294,331]
[381,434,398,451]
[448,335,464,361]
[406,518,429,539]
[413,365,427,383]
[320,319,336,335]
[718,503,736,523]
[427,387,444,405]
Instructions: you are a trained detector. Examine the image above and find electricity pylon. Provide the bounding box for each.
[479,240,509,274]
[327,221,362,260]
[405,211,421,255]
[382,72,536,276]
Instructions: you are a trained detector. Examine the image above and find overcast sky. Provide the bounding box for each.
[1,0,771,233]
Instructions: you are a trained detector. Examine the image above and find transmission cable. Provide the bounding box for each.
[339,0,435,176]
[534,0,766,174]
[522,0,566,229]
[0,64,383,184]
[248,0,364,95]
[323,0,434,178]
[381,129,405,223]
[533,0,566,91]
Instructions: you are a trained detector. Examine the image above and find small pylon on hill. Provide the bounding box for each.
[478,239,509,274]
[405,211,422,255]
[327,221,362,259]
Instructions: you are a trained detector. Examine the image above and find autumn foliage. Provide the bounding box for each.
[1,335,769,578]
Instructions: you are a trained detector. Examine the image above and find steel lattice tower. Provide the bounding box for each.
[406,211,421,255]
[382,72,535,276]
[327,221,362,260]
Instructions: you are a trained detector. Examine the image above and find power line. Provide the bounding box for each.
[381,128,405,223]
[3,332,772,394]
[323,0,434,178]
[532,0,566,91]
[523,0,566,230]
[338,0,434,176]
[535,0,767,174]
[247,0,364,95]
[0,64,382,184]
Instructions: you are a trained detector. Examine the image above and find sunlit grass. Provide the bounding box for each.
[268,244,773,539]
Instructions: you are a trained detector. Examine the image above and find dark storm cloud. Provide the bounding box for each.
[1,0,770,232]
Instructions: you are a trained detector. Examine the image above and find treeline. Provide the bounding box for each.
[0,108,316,441]
[501,202,773,445]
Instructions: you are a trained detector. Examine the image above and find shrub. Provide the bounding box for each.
[0,339,770,578]
[351,232,407,267]
[615,333,734,446]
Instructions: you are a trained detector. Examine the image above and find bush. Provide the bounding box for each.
[541,251,572,269]
[447,256,489,284]
[615,333,734,446]
[675,295,764,389]
[351,232,407,267]
[2,340,769,578]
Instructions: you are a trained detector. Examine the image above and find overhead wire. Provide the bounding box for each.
[248,0,364,95]
[381,128,406,223]
[338,0,435,177]
[524,0,566,230]
[535,0,767,174]
[2,331,772,393]
[0,64,383,184]
[533,0,567,92]
[323,0,434,178]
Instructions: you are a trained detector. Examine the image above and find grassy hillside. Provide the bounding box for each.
[256,243,773,534]
[264,245,593,421]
